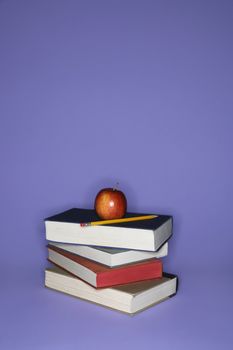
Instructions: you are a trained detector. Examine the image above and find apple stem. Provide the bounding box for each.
[113,182,119,191]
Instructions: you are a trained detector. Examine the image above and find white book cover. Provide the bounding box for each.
[45,267,178,315]
[48,242,168,267]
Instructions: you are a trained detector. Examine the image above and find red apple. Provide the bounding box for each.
[94,187,127,220]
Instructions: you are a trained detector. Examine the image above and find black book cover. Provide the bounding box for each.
[45,208,172,231]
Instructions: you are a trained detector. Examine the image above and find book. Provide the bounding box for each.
[47,245,163,288]
[45,208,172,251]
[48,242,168,267]
[45,266,178,315]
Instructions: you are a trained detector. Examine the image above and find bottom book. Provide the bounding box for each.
[45,266,178,315]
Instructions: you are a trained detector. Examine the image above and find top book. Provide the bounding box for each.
[45,208,173,251]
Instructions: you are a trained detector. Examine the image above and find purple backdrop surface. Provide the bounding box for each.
[0,0,233,349]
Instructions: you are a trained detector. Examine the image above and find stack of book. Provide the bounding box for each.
[44,208,178,315]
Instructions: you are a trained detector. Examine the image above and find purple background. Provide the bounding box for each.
[1,0,233,348]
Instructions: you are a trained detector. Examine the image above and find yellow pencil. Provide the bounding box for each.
[80,215,158,227]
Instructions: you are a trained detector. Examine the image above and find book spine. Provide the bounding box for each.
[96,260,163,288]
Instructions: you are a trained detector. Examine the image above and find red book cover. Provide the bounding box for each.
[48,245,163,288]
